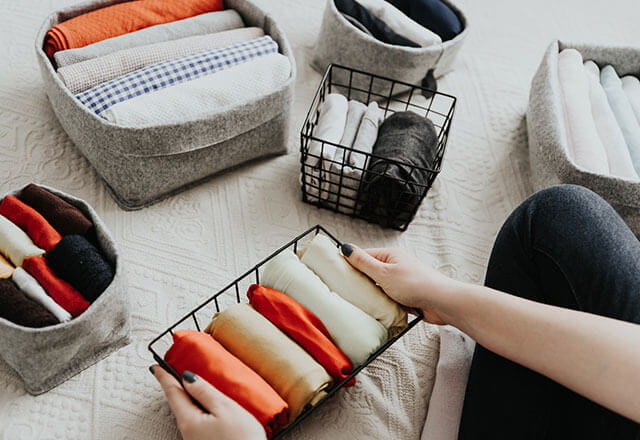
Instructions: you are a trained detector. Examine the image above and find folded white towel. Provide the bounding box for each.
[0,215,44,267]
[102,53,291,127]
[12,267,71,323]
[356,0,442,47]
[557,49,609,174]
[584,61,638,180]
[600,65,640,176]
[54,10,245,67]
[324,101,383,209]
[261,249,388,366]
[621,75,640,125]
[59,27,265,94]
[420,326,475,440]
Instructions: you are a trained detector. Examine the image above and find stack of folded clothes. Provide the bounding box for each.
[334,0,463,47]
[0,184,114,328]
[303,92,440,228]
[164,233,409,438]
[557,48,640,180]
[44,0,292,128]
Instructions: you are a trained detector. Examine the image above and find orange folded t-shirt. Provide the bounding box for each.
[22,256,89,317]
[247,284,354,386]
[164,330,288,438]
[0,195,62,252]
[44,0,224,58]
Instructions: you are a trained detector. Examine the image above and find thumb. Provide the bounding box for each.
[341,243,386,280]
[181,370,231,415]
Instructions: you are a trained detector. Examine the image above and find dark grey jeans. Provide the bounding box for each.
[458,185,640,439]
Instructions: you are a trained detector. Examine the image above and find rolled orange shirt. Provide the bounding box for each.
[164,330,288,438]
[22,256,89,317]
[247,284,355,386]
[44,0,224,58]
[0,195,62,252]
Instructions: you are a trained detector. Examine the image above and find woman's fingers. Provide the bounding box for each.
[151,365,202,424]
[341,243,387,278]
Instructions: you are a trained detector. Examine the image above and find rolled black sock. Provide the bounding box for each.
[0,279,59,328]
[47,235,114,302]
[359,111,439,228]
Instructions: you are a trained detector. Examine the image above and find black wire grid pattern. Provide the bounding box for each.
[148,225,423,439]
[300,64,457,231]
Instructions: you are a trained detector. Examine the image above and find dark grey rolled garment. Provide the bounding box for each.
[359,111,438,228]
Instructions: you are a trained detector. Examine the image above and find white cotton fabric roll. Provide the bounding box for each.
[261,249,388,366]
[583,61,639,181]
[557,49,609,174]
[0,215,44,267]
[356,0,442,47]
[58,27,265,94]
[327,100,368,205]
[420,326,475,440]
[299,234,408,336]
[102,53,291,128]
[601,65,640,176]
[12,267,71,323]
[349,101,382,170]
[307,93,349,168]
[53,10,245,67]
[621,75,640,124]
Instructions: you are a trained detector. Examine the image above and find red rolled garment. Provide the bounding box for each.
[247,284,354,386]
[22,256,89,317]
[44,0,224,58]
[164,330,288,438]
[0,196,62,252]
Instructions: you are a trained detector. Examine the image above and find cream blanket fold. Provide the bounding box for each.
[356,0,442,47]
[583,61,638,180]
[12,267,72,323]
[205,304,332,423]
[0,215,44,267]
[557,49,609,174]
[59,27,265,94]
[300,234,408,336]
[102,53,291,128]
[261,250,388,365]
[54,10,245,67]
[601,65,640,176]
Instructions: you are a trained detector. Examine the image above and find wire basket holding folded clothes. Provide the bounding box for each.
[300,64,456,231]
[148,224,422,439]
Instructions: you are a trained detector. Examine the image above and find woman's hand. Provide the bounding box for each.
[150,365,266,440]
[341,243,464,325]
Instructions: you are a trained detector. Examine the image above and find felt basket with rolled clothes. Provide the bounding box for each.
[0,184,129,395]
[35,0,296,210]
[312,0,468,97]
[300,64,456,231]
[527,40,640,236]
[148,225,422,439]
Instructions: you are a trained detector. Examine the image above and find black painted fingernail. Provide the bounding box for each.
[183,370,197,383]
[341,243,353,257]
[149,366,155,375]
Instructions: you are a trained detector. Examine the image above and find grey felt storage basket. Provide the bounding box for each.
[527,40,640,236]
[35,0,296,210]
[0,184,130,395]
[312,0,468,95]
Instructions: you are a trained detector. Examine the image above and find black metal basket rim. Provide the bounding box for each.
[300,135,447,175]
[327,63,458,101]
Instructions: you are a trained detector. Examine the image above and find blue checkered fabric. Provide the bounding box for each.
[75,35,279,116]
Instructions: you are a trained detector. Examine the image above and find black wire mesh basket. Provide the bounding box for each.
[300,64,456,231]
[148,225,422,439]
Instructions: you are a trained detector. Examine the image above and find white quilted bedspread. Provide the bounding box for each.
[1,0,639,439]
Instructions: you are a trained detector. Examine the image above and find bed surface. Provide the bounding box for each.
[1,0,638,438]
